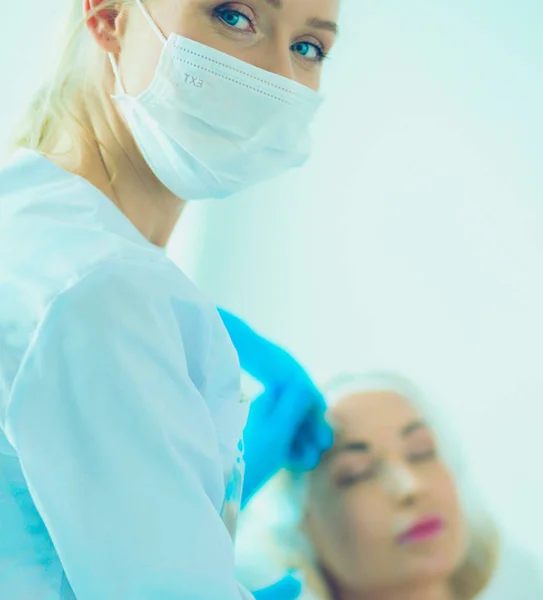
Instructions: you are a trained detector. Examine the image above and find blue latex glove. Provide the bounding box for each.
[252,575,303,600]
[218,309,333,507]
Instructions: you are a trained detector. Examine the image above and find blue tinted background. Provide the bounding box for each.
[1,1,542,596]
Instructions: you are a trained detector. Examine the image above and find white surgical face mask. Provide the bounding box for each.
[108,0,323,201]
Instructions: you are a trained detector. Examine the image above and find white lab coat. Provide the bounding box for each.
[0,150,253,599]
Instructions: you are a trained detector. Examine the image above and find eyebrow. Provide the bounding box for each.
[402,420,428,436]
[322,441,370,463]
[324,421,429,461]
[306,17,339,35]
[260,0,339,35]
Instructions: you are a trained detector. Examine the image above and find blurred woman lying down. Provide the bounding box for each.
[239,371,499,600]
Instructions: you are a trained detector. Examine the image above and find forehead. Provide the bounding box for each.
[330,390,423,443]
[267,0,340,21]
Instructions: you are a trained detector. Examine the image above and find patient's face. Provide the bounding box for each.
[305,390,466,594]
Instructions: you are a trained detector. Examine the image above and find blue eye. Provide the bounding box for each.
[216,9,253,32]
[292,41,325,62]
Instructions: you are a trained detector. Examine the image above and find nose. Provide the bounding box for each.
[253,40,296,81]
[381,462,422,507]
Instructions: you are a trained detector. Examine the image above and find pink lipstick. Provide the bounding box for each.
[398,516,444,545]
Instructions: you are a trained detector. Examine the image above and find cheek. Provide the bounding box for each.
[298,72,322,92]
[292,61,323,91]
[342,491,392,544]
[312,488,388,543]
[433,468,462,521]
[117,2,198,97]
[431,468,467,560]
[308,492,356,553]
[117,18,164,96]
[308,489,396,585]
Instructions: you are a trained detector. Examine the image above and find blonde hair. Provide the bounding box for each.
[239,371,500,600]
[11,0,144,158]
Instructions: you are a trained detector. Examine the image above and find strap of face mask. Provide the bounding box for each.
[108,0,167,95]
[107,53,126,95]
[134,0,167,42]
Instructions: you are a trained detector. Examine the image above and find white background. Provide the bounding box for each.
[2,1,542,597]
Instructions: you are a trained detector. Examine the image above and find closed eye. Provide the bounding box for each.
[328,440,375,487]
[332,453,378,487]
[408,449,437,463]
[336,468,376,487]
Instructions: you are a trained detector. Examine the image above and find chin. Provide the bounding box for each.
[397,542,460,582]
[410,552,460,584]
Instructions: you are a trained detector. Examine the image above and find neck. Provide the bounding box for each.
[340,581,454,600]
[50,81,185,248]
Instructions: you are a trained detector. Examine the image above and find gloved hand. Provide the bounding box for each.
[241,381,332,507]
[218,309,333,507]
[252,574,303,600]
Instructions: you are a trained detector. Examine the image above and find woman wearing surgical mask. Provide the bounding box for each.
[243,372,499,600]
[0,1,339,599]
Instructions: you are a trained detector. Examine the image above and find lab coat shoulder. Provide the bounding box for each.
[6,252,244,464]
[0,152,179,417]
[0,149,243,451]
